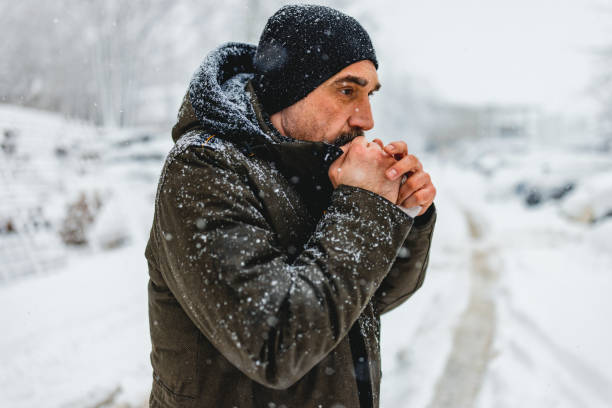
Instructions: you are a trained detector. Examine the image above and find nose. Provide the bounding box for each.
[348,97,374,131]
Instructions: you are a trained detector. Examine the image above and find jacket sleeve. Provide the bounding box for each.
[152,145,414,390]
[374,203,437,315]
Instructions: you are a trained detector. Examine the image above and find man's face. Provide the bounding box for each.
[270,60,381,146]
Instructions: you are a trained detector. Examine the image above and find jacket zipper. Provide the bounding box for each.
[348,319,374,408]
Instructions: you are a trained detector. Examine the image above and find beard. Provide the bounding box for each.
[332,128,365,147]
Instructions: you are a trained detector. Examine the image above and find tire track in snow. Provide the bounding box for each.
[503,294,612,406]
[426,211,496,408]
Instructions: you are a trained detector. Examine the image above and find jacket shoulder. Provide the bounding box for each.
[153,131,248,215]
[168,131,241,164]
[160,131,248,185]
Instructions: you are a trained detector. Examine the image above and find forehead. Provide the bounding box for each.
[327,60,379,86]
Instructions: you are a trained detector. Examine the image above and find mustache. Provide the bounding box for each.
[333,128,364,147]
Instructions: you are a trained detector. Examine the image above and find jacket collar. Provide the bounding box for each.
[245,79,344,188]
[245,80,344,216]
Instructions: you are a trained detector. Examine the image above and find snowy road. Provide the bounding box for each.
[381,157,612,408]
[427,210,497,408]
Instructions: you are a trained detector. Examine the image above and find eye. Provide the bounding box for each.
[340,88,354,96]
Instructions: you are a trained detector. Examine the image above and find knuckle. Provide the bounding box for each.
[399,157,411,168]
[406,179,418,190]
[403,197,415,207]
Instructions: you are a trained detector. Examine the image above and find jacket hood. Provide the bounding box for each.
[172,42,274,145]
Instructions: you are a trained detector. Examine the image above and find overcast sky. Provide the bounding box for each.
[374,0,610,114]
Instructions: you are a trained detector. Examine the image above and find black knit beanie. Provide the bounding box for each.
[252,4,378,115]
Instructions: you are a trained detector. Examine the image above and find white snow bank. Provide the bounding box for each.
[0,243,152,408]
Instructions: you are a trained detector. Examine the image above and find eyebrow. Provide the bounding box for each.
[334,75,382,92]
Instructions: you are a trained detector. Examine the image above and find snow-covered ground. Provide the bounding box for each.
[381,141,612,408]
[0,105,169,407]
[1,106,611,407]
[0,245,152,408]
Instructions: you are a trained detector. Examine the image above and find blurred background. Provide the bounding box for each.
[1,0,611,407]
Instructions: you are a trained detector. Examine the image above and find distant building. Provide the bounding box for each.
[426,102,605,151]
[427,103,539,148]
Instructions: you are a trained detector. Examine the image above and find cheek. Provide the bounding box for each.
[303,103,340,140]
[286,98,351,142]
[320,103,349,133]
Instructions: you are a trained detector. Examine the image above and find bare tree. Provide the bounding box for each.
[68,0,184,127]
[587,1,612,144]
[0,0,221,127]
[591,46,612,142]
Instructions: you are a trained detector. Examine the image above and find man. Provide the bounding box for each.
[145,4,436,408]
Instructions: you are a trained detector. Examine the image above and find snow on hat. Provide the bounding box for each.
[252,4,378,115]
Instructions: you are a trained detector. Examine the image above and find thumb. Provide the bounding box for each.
[329,143,350,178]
[339,144,349,154]
[335,145,349,167]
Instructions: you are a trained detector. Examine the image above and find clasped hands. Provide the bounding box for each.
[328,136,436,217]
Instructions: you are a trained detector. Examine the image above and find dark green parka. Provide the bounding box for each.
[145,43,436,408]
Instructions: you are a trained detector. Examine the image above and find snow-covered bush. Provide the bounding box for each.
[88,192,132,250]
[58,191,102,246]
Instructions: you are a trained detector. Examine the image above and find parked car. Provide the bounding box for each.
[514,176,576,207]
[559,172,612,224]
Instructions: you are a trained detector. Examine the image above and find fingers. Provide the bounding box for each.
[367,141,383,152]
[383,141,408,161]
[346,137,390,162]
[371,139,391,157]
[372,138,385,149]
[397,171,431,204]
[399,184,437,213]
[372,138,384,148]
[340,137,399,172]
[385,154,422,180]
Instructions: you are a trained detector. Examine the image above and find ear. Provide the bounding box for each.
[269,110,287,137]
